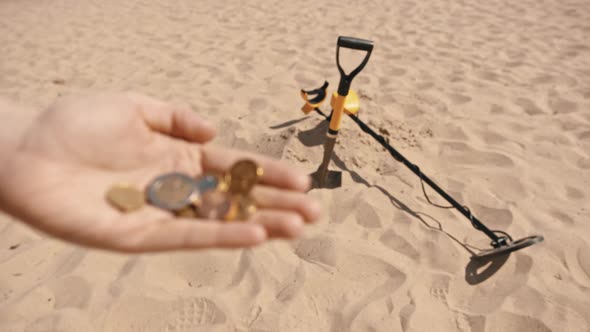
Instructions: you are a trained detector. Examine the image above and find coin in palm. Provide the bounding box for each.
[146,172,198,211]
[236,195,257,220]
[227,159,263,194]
[196,190,236,220]
[106,184,145,212]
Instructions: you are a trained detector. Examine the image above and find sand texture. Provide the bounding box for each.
[1,0,590,331]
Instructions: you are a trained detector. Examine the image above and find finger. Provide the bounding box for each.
[251,186,322,223]
[112,219,267,253]
[201,144,311,192]
[245,209,305,239]
[127,93,216,143]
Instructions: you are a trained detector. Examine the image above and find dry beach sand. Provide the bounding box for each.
[1,0,590,331]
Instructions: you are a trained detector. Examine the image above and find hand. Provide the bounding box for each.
[0,93,321,253]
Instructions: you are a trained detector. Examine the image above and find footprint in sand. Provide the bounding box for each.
[458,313,486,332]
[237,61,253,73]
[440,141,515,168]
[577,158,590,169]
[165,298,227,331]
[429,275,451,305]
[378,92,397,105]
[103,296,169,331]
[435,41,455,50]
[378,229,420,260]
[505,61,525,68]
[47,275,92,310]
[447,254,533,315]
[226,249,262,296]
[577,242,590,282]
[402,104,426,118]
[436,123,469,140]
[294,236,338,268]
[108,257,141,297]
[294,236,407,332]
[577,130,590,141]
[329,256,406,332]
[213,119,253,151]
[486,311,552,332]
[162,249,249,292]
[549,209,575,225]
[476,70,500,82]
[25,309,94,332]
[515,284,589,330]
[403,274,486,332]
[255,127,295,159]
[354,201,382,229]
[448,93,472,105]
[349,187,398,229]
[565,185,584,200]
[471,204,513,230]
[378,76,391,87]
[165,70,182,79]
[274,263,307,304]
[384,53,404,61]
[531,74,556,86]
[578,88,590,100]
[387,67,407,76]
[328,189,364,224]
[514,97,545,116]
[480,129,508,145]
[105,295,227,331]
[548,94,578,114]
[248,97,268,112]
[420,233,463,274]
[399,297,416,332]
[274,48,297,57]
[416,81,435,90]
[294,73,317,89]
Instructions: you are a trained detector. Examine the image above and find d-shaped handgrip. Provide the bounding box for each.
[337,36,374,52]
[335,36,374,96]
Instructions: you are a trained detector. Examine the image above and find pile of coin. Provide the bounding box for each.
[105,159,263,222]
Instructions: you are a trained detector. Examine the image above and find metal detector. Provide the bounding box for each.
[299,36,544,260]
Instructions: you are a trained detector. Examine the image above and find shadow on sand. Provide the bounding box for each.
[270,116,512,284]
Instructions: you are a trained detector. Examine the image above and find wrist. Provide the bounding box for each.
[0,97,37,149]
[0,97,38,163]
[0,97,39,217]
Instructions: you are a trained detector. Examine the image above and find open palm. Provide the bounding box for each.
[0,93,320,253]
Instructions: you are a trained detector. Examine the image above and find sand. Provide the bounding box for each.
[1,0,589,331]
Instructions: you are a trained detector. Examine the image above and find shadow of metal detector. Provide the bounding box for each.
[299,36,544,260]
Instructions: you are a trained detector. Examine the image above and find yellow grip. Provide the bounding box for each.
[301,103,315,114]
[329,93,346,132]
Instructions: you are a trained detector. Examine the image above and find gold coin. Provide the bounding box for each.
[146,173,198,211]
[224,198,240,221]
[216,174,230,193]
[236,195,257,220]
[227,159,263,195]
[106,184,145,212]
[196,190,233,220]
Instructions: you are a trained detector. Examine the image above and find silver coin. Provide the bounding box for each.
[196,174,219,193]
[146,172,198,211]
